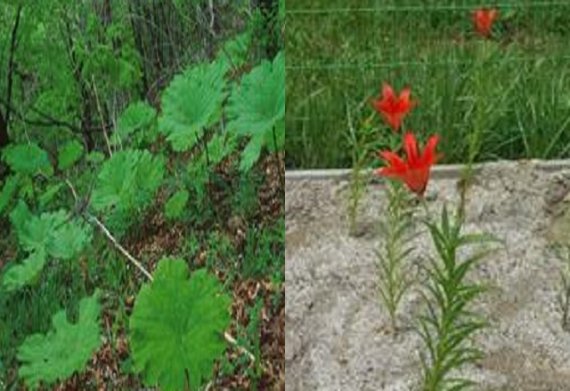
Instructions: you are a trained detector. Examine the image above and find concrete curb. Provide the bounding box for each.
[285,159,570,181]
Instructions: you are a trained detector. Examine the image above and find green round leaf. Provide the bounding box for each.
[17,292,102,389]
[91,149,164,212]
[15,210,91,261]
[227,51,285,171]
[111,101,157,146]
[227,51,285,138]
[2,143,53,176]
[158,61,227,151]
[2,250,46,292]
[130,259,231,391]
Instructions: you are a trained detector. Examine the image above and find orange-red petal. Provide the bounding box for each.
[382,83,395,100]
[420,134,440,166]
[403,132,419,164]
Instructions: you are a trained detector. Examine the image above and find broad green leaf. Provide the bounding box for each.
[217,31,251,70]
[159,60,227,151]
[91,149,164,213]
[227,51,285,171]
[16,210,91,261]
[0,175,20,214]
[111,101,157,145]
[57,140,84,170]
[165,190,189,220]
[2,143,53,176]
[47,218,92,260]
[239,134,263,173]
[2,250,46,292]
[38,184,63,209]
[9,200,31,238]
[17,292,102,389]
[130,259,231,391]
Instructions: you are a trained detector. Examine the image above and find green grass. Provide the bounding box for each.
[285,0,570,168]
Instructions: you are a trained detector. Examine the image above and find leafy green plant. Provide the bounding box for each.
[0,174,20,215]
[111,101,157,147]
[2,143,53,177]
[2,208,92,292]
[0,5,283,388]
[227,51,285,173]
[344,102,380,236]
[129,258,231,391]
[218,31,252,70]
[17,291,102,390]
[418,207,494,391]
[377,182,415,331]
[159,60,227,152]
[91,149,164,234]
[2,250,47,292]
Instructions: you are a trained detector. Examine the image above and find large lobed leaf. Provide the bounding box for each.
[91,149,164,213]
[227,51,285,171]
[1,209,91,291]
[111,101,157,146]
[0,174,20,215]
[159,60,227,151]
[2,143,53,176]
[16,210,91,260]
[17,292,102,390]
[129,259,231,391]
[2,250,46,292]
[217,31,252,71]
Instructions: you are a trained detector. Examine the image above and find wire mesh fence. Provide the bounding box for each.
[285,1,570,168]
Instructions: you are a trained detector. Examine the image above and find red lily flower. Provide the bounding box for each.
[372,83,415,131]
[377,132,440,195]
[473,8,498,38]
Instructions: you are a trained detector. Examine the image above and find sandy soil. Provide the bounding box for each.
[285,160,570,391]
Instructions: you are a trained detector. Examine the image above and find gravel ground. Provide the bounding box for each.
[285,160,570,391]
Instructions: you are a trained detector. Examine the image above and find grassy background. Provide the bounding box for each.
[285,0,570,168]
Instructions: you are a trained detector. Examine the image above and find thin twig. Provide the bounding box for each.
[208,0,215,31]
[64,179,153,281]
[224,331,256,363]
[88,215,154,281]
[91,75,113,156]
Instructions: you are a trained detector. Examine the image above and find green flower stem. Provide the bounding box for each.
[378,181,415,332]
